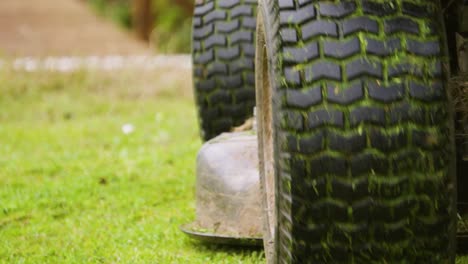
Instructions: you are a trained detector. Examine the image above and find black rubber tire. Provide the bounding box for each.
[192,0,258,141]
[256,0,457,263]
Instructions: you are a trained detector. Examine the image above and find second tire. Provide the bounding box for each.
[192,0,258,141]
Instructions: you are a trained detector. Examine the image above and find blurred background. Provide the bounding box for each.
[0,0,193,56]
[86,0,193,53]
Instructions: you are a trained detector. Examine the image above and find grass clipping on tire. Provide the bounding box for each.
[450,74,468,156]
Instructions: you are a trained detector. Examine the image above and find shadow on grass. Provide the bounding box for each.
[185,237,468,263]
[186,239,264,258]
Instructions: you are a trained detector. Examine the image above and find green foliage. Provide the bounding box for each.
[86,0,193,53]
[150,2,192,53]
[87,0,132,29]
[151,19,192,54]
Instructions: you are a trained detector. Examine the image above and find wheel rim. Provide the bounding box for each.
[255,11,277,261]
[260,43,276,238]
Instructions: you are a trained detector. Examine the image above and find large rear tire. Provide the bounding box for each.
[256,0,457,262]
[192,0,258,141]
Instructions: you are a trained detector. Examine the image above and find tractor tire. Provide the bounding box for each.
[255,0,457,263]
[192,0,258,141]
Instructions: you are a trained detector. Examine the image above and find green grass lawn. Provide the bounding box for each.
[0,69,467,263]
[0,69,263,263]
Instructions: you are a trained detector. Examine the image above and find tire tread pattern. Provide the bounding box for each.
[193,0,258,140]
[269,0,457,263]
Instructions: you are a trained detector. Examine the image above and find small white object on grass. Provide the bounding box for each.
[155,112,164,123]
[122,124,135,135]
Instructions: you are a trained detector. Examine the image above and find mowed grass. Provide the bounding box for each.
[0,69,264,263]
[0,68,467,264]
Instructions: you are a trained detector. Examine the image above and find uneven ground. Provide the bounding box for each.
[0,0,149,57]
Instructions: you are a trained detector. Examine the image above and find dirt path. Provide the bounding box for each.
[0,0,150,57]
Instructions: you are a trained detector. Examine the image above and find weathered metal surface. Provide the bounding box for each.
[456,33,468,72]
[180,225,262,246]
[460,0,468,32]
[182,132,262,244]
